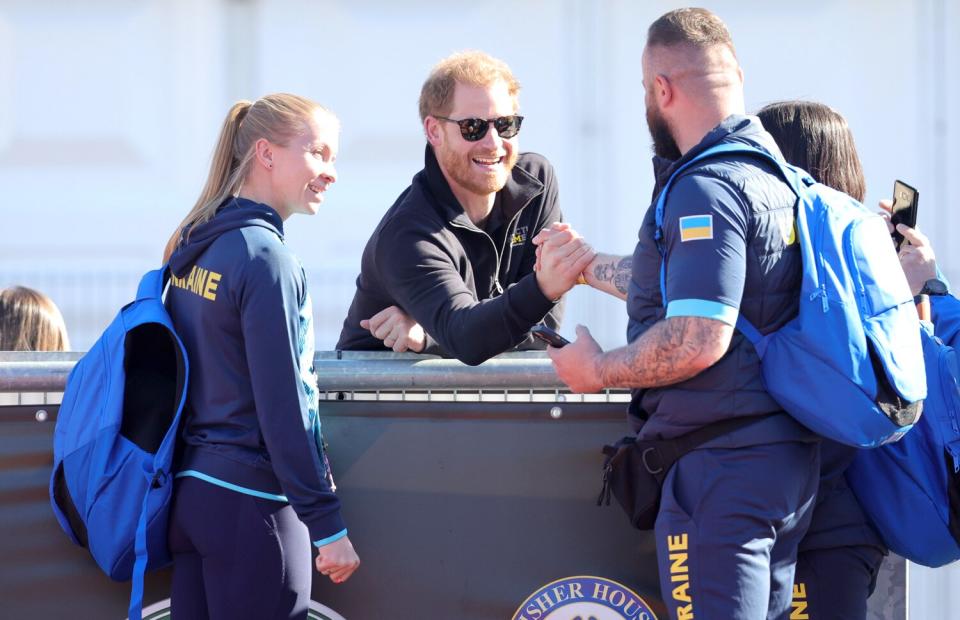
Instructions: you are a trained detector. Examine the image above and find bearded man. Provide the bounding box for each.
[544,9,819,618]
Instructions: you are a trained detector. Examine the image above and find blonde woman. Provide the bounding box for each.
[0,286,69,351]
[163,94,359,619]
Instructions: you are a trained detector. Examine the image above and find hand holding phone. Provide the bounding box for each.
[530,324,570,348]
[890,180,919,250]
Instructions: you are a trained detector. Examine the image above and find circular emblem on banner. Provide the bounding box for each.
[512,576,658,620]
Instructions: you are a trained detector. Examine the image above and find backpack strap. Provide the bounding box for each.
[128,263,186,618]
[127,486,153,620]
[135,266,170,302]
[734,316,768,356]
[652,143,814,354]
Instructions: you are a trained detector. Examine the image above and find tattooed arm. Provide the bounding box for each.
[532,226,631,301]
[598,316,733,388]
[582,253,633,301]
[547,318,734,393]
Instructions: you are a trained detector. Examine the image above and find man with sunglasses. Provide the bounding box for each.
[338,51,593,364]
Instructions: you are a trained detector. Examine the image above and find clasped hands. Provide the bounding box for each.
[531,222,595,300]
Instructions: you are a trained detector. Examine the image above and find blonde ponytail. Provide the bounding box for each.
[163,94,334,263]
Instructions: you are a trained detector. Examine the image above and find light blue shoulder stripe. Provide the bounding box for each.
[666,299,739,326]
[175,470,289,502]
[313,529,349,548]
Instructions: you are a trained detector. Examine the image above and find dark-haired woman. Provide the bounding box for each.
[758,100,885,620]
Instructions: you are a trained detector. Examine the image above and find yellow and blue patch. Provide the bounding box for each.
[679,214,713,242]
[511,225,528,247]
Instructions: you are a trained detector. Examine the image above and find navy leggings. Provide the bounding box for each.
[792,544,885,620]
[168,476,313,620]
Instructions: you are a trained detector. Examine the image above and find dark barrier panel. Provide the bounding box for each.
[314,401,665,618]
[0,408,173,618]
[0,398,906,619]
[0,400,666,619]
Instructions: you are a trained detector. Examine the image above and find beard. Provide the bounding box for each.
[436,142,518,196]
[647,102,681,161]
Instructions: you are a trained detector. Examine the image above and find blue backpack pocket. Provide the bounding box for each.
[847,325,960,567]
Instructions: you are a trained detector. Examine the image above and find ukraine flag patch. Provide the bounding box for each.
[679,214,713,242]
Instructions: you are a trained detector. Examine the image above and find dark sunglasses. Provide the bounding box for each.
[434,115,524,142]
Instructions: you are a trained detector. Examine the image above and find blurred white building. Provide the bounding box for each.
[0,1,958,616]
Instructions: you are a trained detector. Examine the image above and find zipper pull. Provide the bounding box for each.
[808,288,829,312]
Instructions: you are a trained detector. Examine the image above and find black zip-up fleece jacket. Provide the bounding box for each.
[337,146,563,365]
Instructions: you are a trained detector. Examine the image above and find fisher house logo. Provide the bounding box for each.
[513,576,658,620]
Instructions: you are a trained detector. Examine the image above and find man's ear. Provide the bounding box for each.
[424,117,444,148]
[654,74,674,109]
[253,138,274,170]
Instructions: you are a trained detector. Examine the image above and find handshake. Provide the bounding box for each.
[532,222,596,301]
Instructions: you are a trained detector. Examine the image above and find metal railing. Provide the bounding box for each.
[0,351,631,402]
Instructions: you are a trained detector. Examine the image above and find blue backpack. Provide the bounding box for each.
[654,143,925,448]
[847,296,960,567]
[50,267,188,619]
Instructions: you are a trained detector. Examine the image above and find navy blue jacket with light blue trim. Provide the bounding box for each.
[166,197,345,544]
[628,115,814,445]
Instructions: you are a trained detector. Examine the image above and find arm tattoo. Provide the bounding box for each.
[593,261,615,282]
[593,256,633,294]
[599,316,730,389]
[612,257,632,295]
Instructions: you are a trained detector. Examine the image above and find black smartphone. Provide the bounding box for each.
[530,324,570,348]
[890,180,919,250]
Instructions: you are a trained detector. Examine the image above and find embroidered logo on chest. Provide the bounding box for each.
[511,225,529,247]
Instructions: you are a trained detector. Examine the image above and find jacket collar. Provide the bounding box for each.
[423,145,544,230]
[169,196,285,277]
